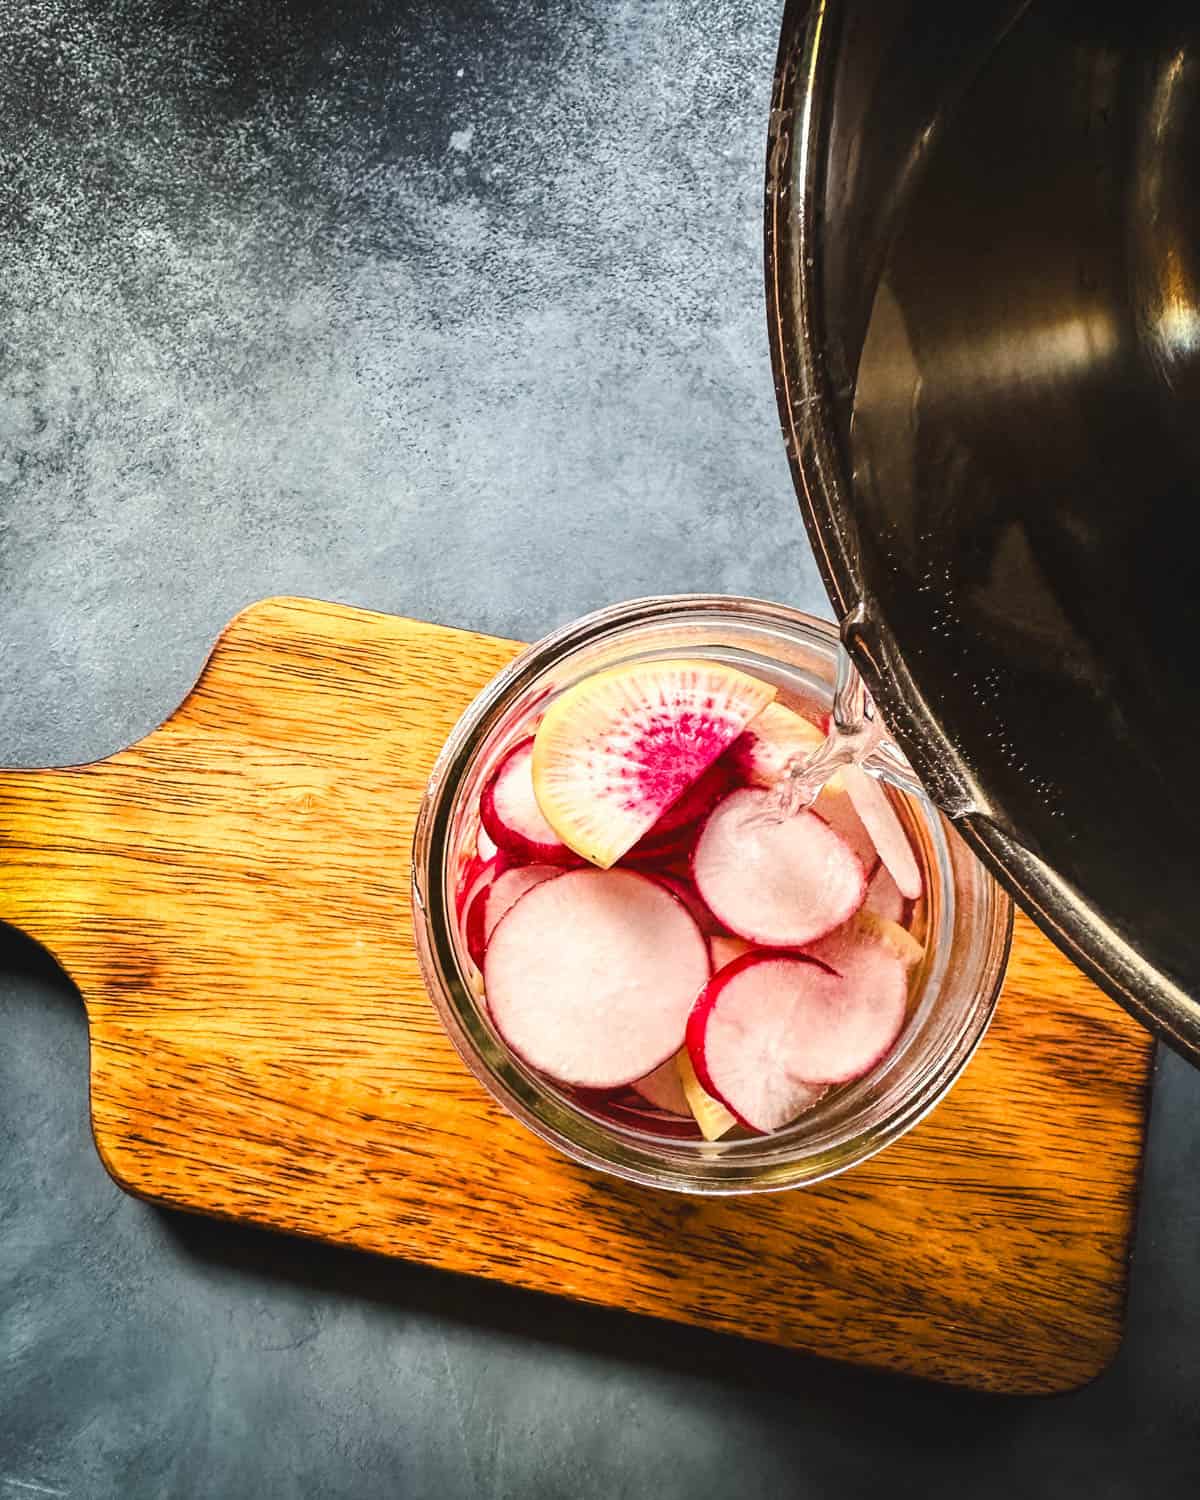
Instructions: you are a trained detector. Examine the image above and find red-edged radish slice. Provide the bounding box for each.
[709,933,754,970]
[459,854,507,966]
[480,739,576,865]
[686,954,832,1131]
[484,868,711,1089]
[692,787,867,947]
[727,701,824,787]
[481,864,563,945]
[863,863,905,924]
[477,826,499,861]
[841,764,922,901]
[814,777,877,874]
[632,1053,691,1115]
[676,1049,737,1140]
[456,855,485,918]
[456,844,508,918]
[652,874,724,936]
[531,660,776,868]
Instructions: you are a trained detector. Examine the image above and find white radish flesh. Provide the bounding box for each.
[810,909,925,972]
[692,788,867,948]
[484,868,711,1089]
[481,865,563,945]
[841,764,923,900]
[814,777,878,874]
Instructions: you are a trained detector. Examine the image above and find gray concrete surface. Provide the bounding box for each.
[2,2,1199,1496]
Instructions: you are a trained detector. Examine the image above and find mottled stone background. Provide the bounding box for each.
[2,3,1198,1496]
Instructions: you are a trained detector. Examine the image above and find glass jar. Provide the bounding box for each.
[412,595,1012,1194]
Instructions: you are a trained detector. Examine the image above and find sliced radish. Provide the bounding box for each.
[455,855,485,918]
[727,700,824,787]
[814,908,925,971]
[808,907,923,974]
[477,826,499,861]
[484,868,711,1089]
[841,764,923,901]
[709,933,754,970]
[481,864,563,945]
[864,863,904,924]
[627,758,734,859]
[814,777,878,874]
[531,660,776,868]
[676,1048,737,1141]
[456,844,507,918]
[632,1053,691,1115]
[480,739,576,865]
[459,854,507,966]
[686,954,832,1131]
[692,787,867,947]
[651,874,725,936]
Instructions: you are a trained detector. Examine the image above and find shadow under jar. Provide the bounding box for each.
[413,596,1012,1193]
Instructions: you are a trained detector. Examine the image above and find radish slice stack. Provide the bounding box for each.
[454,657,926,1141]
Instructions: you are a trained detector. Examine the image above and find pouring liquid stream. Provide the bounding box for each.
[760,647,924,822]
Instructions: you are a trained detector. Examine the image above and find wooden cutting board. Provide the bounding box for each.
[0,596,1154,1394]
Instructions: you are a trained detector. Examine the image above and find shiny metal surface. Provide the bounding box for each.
[766,0,1200,1060]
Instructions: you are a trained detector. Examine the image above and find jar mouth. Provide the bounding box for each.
[413,595,1013,1194]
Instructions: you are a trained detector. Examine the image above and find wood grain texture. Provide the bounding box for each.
[0,596,1154,1394]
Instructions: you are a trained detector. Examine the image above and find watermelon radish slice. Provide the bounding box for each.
[727,700,824,787]
[686,953,832,1131]
[484,868,712,1089]
[676,1048,737,1140]
[692,788,867,948]
[632,1053,691,1115]
[840,764,923,901]
[864,863,904,924]
[531,660,776,868]
[480,864,563,946]
[625,758,734,859]
[480,739,576,865]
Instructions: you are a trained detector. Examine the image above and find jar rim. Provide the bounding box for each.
[413,595,1013,1194]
